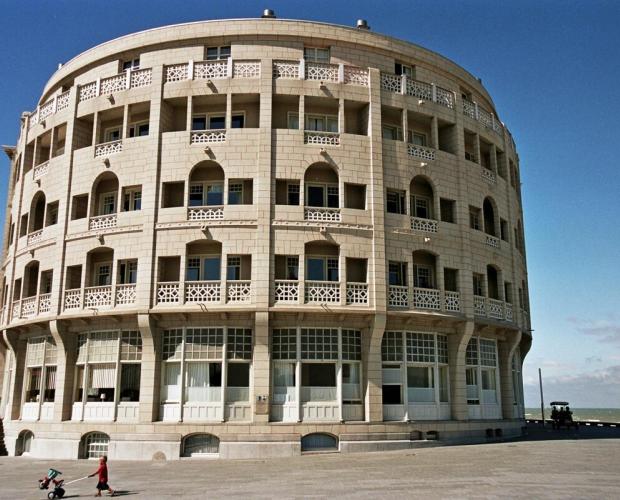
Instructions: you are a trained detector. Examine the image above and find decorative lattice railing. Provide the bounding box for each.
[412,287,441,310]
[64,289,82,310]
[89,213,117,231]
[28,89,72,129]
[407,143,436,161]
[38,293,52,314]
[27,229,43,246]
[444,291,461,312]
[33,160,50,180]
[305,62,339,82]
[388,285,409,308]
[20,296,37,319]
[304,131,340,146]
[474,295,486,317]
[226,281,252,303]
[156,282,181,304]
[305,281,340,303]
[410,217,438,233]
[304,207,341,222]
[272,60,368,86]
[94,139,122,158]
[116,284,137,305]
[190,130,226,144]
[481,167,497,184]
[487,298,504,320]
[274,280,299,303]
[485,235,500,249]
[84,286,113,308]
[187,206,224,221]
[78,68,152,102]
[381,73,454,109]
[185,281,222,303]
[346,282,368,305]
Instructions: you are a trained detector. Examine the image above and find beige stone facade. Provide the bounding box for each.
[0,16,531,459]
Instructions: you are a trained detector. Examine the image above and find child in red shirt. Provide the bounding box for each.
[89,455,115,497]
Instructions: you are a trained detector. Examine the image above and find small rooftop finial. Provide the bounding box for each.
[262,9,276,18]
[356,19,370,30]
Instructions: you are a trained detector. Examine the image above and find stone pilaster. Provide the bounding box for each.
[137,313,159,423]
[49,320,77,421]
[3,330,26,420]
[499,329,522,419]
[448,320,474,420]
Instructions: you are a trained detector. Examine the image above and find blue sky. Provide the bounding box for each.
[1,0,619,407]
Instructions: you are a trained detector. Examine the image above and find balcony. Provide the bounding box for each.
[10,293,53,321]
[190,129,227,144]
[274,280,300,303]
[164,59,260,83]
[474,295,514,322]
[28,90,71,129]
[185,281,221,303]
[304,130,340,146]
[187,206,224,221]
[226,281,252,303]
[410,217,438,233]
[461,98,503,136]
[481,167,497,184]
[78,68,152,102]
[26,229,44,246]
[94,139,123,158]
[407,143,436,161]
[32,160,50,180]
[412,287,441,310]
[380,73,454,109]
[63,284,137,311]
[155,281,254,306]
[305,281,340,304]
[485,235,500,249]
[388,285,409,308]
[89,213,117,231]
[444,291,461,312]
[388,286,462,314]
[272,60,369,86]
[304,207,341,222]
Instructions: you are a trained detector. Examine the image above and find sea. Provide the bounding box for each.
[525,408,620,423]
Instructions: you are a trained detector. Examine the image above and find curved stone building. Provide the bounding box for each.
[0,13,531,459]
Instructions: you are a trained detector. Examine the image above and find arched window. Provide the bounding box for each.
[304,163,338,208]
[91,172,119,217]
[301,433,338,452]
[29,191,46,233]
[80,432,109,459]
[181,433,220,457]
[16,430,34,456]
[483,198,497,236]
[188,161,225,207]
[409,176,434,219]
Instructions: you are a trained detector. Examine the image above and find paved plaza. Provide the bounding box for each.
[0,435,619,499]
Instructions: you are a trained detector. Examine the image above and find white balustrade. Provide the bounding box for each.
[78,81,98,102]
[190,130,226,144]
[115,284,137,305]
[305,281,340,303]
[64,289,82,310]
[487,298,504,320]
[84,286,113,308]
[412,287,441,310]
[27,229,43,246]
[56,90,70,111]
[165,63,189,82]
[185,281,221,303]
[478,107,493,129]
[444,291,461,312]
[100,73,128,94]
[20,296,37,319]
[38,293,52,314]
[381,73,402,93]
[343,65,369,86]
[482,167,497,184]
[406,79,432,100]
[89,213,117,230]
[187,206,224,221]
[411,216,438,233]
[227,281,252,303]
[194,60,228,79]
[233,60,260,78]
[272,60,300,79]
[462,99,476,119]
[505,302,514,322]
[157,282,181,304]
[388,285,409,308]
[435,86,454,109]
[94,139,122,157]
[38,99,55,121]
[346,282,368,305]
[33,160,49,180]
[305,62,339,82]
[304,130,340,146]
[11,300,20,320]
[485,235,500,249]
[474,295,486,317]
[304,206,341,222]
[274,280,299,303]
[407,143,436,161]
[129,68,152,88]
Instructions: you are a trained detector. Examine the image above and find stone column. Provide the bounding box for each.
[252,311,270,422]
[448,320,474,420]
[499,329,522,419]
[137,314,159,423]
[3,330,26,420]
[49,320,77,421]
[364,313,386,422]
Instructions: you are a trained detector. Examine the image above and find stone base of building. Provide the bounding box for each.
[4,419,527,460]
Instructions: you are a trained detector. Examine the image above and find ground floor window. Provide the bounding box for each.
[466,337,499,405]
[182,433,220,457]
[23,336,57,405]
[82,432,109,459]
[381,331,449,407]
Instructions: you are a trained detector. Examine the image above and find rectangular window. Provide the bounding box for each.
[208,115,225,130]
[407,366,435,403]
[306,184,339,208]
[411,195,431,219]
[100,192,116,215]
[395,63,413,77]
[286,256,299,280]
[287,183,300,205]
[388,261,407,286]
[230,114,245,129]
[120,364,141,402]
[301,328,338,360]
[122,58,140,71]
[226,256,241,280]
[192,115,207,131]
[228,183,243,205]
[206,45,231,60]
[408,131,427,146]
[414,265,433,289]
[306,257,338,281]
[386,190,406,214]
[95,264,112,286]
[45,202,59,226]
[118,260,138,284]
[304,47,330,63]
[469,206,481,230]
[444,268,458,292]
[382,125,402,141]
[466,367,479,404]
[500,219,509,241]
[104,127,121,143]
[287,112,299,130]
[128,122,149,138]
[272,328,297,360]
[440,198,456,223]
[305,115,338,133]
[122,187,142,211]
[472,274,484,296]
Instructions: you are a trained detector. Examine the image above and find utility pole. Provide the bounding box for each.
[538,368,545,426]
